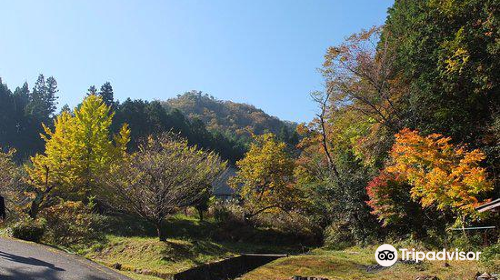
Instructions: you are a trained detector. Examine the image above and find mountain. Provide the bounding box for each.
[162,91,298,145]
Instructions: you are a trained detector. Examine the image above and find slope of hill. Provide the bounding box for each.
[162,91,298,144]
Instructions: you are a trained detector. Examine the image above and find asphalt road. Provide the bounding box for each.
[0,237,132,280]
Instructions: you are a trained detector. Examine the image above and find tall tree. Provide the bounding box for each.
[322,26,405,133]
[99,82,115,108]
[45,76,59,114]
[26,95,130,217]
[383,0,500,175]
[26,74,58,122]
[13,82,30,108]
[230,133,300,221]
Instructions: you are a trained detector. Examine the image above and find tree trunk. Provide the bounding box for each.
[461,215,468,241]
[29,167,53,219]
[198,209,204,222]
[156,223,166,242]
[28,201,39,219]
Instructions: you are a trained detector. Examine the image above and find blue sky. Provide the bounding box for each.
[0,0,393,123]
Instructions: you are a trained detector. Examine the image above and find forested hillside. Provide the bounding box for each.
[0,80,247,163]
[0,75,57,160]
[0,82,298,163]
[164,91,299,145]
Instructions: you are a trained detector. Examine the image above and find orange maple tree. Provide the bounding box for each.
[368,128,492,222]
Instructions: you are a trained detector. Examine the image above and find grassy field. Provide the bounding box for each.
[1,213,310,280]
[77,214,306,280]
[3,214,497,280]
[84,235,235,276]
[241,247,499,280]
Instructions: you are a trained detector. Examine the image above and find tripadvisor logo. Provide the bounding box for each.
[375,244,398,267]
[375,244,482,267]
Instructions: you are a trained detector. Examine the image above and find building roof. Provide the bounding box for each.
[212,167,237,196]
[475,198,500,213]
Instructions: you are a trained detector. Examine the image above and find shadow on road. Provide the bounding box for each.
[1,266,116,280]
[0,267,62,280]
[0,238,131,280]
[0,251,65,271]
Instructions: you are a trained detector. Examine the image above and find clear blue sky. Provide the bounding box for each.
[0,0,393,123]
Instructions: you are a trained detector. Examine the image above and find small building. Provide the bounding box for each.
[212,167,237,200]
[475,198,500,213]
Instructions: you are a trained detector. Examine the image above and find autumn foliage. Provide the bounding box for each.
[366,171,410,226]
[230,133,300,219]
[367,128,493,222]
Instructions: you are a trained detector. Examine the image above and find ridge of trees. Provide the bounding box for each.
[163,90,300,147]
[1,78,283,163]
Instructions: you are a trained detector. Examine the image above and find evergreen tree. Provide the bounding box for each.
[87,85,97,96]
[99,82,115,108]
[13,82,30,108]
[0,79,15,150]
[26,74,58,122]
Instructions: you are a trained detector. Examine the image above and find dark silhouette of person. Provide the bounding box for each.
[0,195,5,221]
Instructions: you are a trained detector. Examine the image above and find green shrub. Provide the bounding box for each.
[480,241,500,269]
[323,222,355,250]
[255,211,321,246]
[40,200,104,247]
[10,217,46,242]
[212,199,244,224]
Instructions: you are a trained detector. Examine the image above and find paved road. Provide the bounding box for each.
[0,237,132,280]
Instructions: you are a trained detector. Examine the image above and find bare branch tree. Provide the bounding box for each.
[102,133,226,241]
[310,91,339,180]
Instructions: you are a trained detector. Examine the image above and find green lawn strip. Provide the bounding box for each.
[241,247,496,280]
[83,235,237,275]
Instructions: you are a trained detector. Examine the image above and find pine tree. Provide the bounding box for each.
[87,85,97,96]
[13,82,30,108]
[99,82,115,108]
[26,74,46,118]
[26,74,58,122]
[45,76,58,115]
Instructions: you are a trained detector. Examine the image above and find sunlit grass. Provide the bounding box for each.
[81,214,305,279]
[241,247,498,280]
[84,235,236,275]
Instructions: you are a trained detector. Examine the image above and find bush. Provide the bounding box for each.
[211,199,244,224]
[10,217,46,242]
[323,222,355,250]
[255,211,322,246]
[40,200,104,246]
[481,241,500,269]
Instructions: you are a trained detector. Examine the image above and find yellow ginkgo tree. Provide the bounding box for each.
[26,94,130,218]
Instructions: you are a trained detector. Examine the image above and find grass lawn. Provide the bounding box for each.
[79,214,305,280]
[2,213,309,280]
[84,235,235,276]
[4,214,497,280]
[241,247,499,280]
